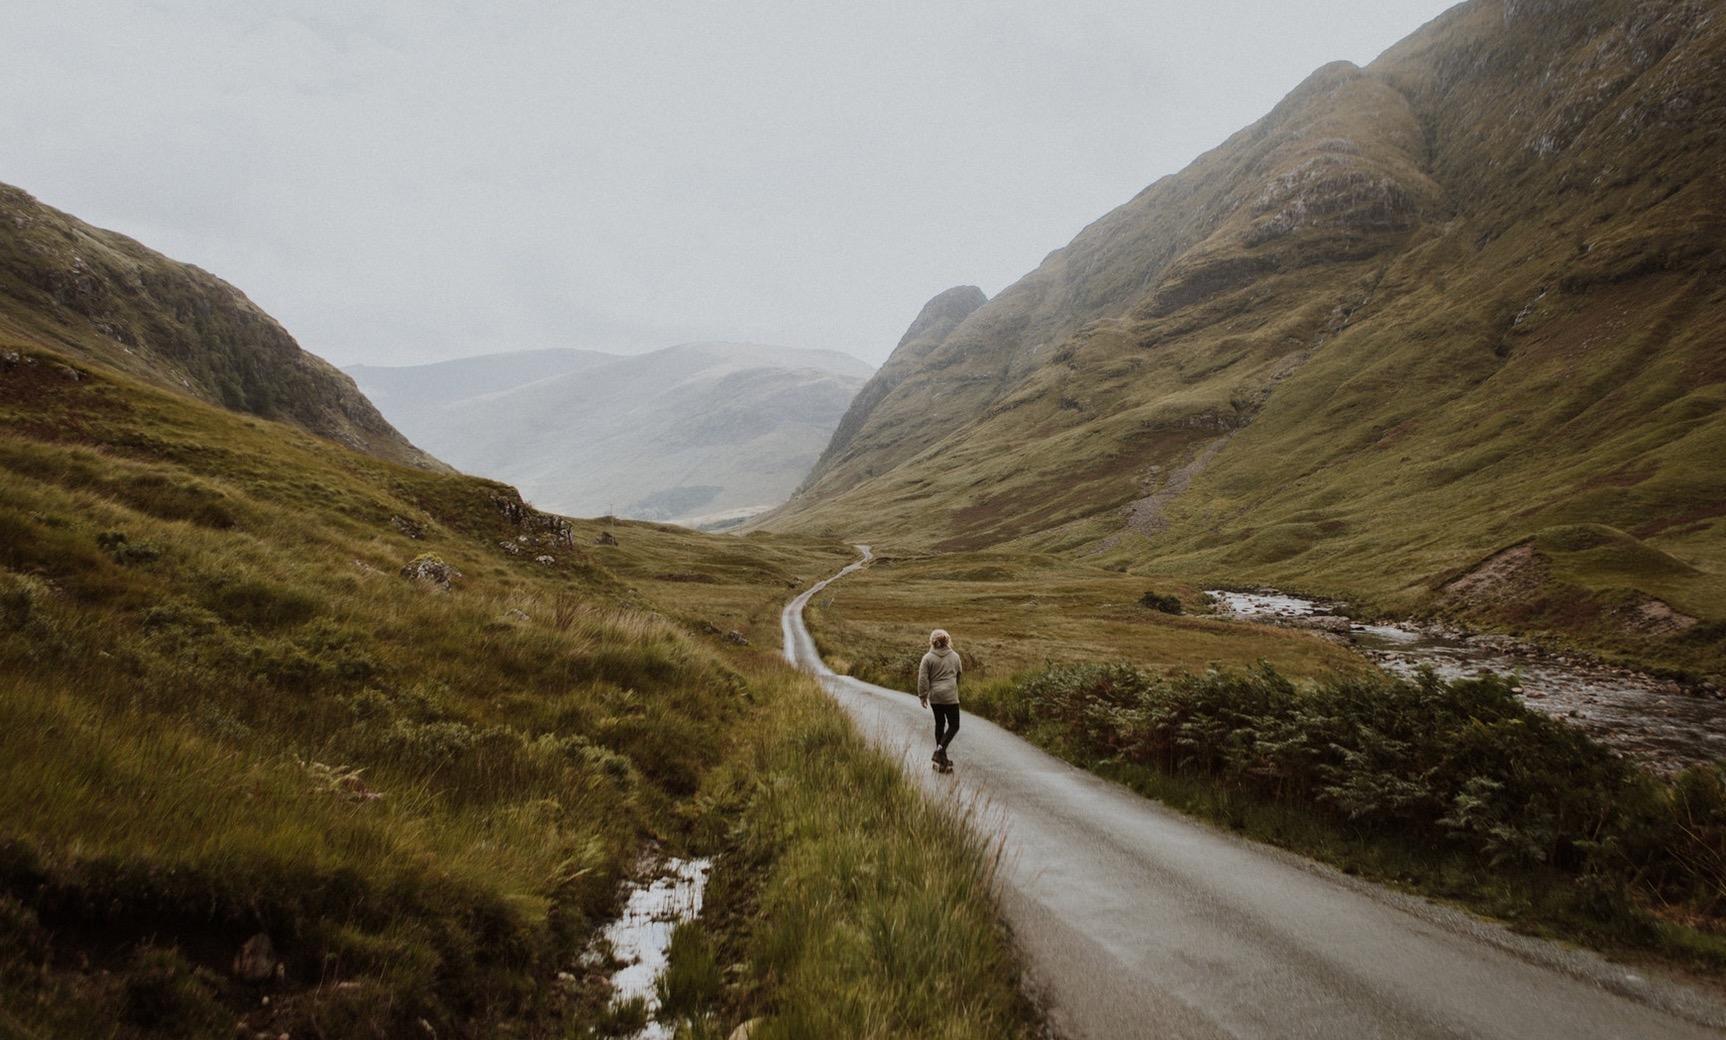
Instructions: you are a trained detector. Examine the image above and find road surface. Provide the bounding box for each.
[782,547,1726,1040]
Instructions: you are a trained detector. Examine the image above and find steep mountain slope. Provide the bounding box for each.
[354,343,873,524]
[0,183,437,469]
[802,285,986,491]
[766,0,1726,674]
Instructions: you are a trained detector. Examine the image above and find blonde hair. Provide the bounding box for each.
[929,628,951,649]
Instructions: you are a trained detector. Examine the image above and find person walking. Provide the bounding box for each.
[918,628,963,770]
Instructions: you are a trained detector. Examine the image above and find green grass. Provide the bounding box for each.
[695,679,1038,1040]
[0,342,1039,1039]
[802,548,1365,688]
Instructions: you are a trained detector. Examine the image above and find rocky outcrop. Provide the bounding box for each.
[400,553,461,591]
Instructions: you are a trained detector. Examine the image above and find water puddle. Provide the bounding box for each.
[595,856,712,1038]
[1208,590,1726,773]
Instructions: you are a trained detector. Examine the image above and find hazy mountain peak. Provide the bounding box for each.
[349,341,873,525]
[787,285,988,498]
[896,286,988,356]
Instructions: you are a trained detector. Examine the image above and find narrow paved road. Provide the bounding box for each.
[782,548,1726,1040]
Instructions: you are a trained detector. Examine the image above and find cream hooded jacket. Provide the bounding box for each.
[917,647,962,705]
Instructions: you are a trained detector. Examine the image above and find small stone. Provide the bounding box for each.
[233,933,276,982]
[728,1018,766,1040]
[725,630,749,646]
[400,554,461,591]
[596,531,619,547]
[534,555,555,565]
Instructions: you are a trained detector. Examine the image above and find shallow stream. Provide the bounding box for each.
[594,856,712,1040]
[1208,590,1726,772]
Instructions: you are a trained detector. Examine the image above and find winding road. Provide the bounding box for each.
[782,547,1726,1040]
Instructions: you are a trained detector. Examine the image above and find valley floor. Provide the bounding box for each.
[804,546,1726,983]
[785,549,1726,1039]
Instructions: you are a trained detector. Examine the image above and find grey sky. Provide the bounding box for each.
[2,0,1457,366]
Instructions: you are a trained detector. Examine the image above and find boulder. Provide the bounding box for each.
[725,630,749,646]
[400,554,460,591]
[534,555,555,565]
[596,531,619,547]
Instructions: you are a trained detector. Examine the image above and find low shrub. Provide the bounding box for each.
[1138,590,1182,614]
[96,530,161,566]
[979,662,1726,942]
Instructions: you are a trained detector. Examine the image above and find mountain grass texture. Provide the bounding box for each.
[763,0,1726,679]
[0,342,1034,1039]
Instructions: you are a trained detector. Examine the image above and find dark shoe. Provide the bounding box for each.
[935,747,951,767]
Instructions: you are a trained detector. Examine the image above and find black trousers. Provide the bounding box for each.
[932,703,961,749]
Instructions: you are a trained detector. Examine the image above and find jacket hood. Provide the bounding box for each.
[931,646,956,657]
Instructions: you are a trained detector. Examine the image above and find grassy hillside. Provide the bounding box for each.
[0,341,1036,1039]
[762,0,1726,679]
[0,183,436,470]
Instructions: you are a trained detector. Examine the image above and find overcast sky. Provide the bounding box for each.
[2,0,1457,367]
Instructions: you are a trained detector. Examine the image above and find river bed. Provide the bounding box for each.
[1207,590,1726,773]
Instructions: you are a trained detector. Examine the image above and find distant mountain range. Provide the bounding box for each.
[349,343,872,525]
[765,0,1726,675]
